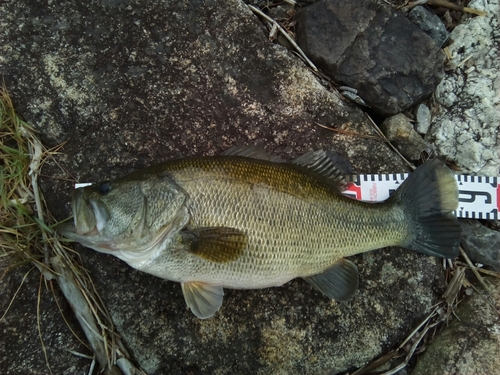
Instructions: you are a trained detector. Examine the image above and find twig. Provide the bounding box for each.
[398,306,440,350]
[363,112,415,170]
[50,280,91,350]
[352,305,444,375]
[0,266,34,322]
[52,255,110,369]
[403,0,487,16]
[67,349,94,360]
[455,262,500,279]
[38,273,54,375]
[247,5,318,72]
[316,122,387,141]
[459,245,492,294]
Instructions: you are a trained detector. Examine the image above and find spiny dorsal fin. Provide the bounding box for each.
[303,258,359,302]
[181,227,247,263]
[222,145,284,162]
[292,150,350,187]
[181,282,224,319]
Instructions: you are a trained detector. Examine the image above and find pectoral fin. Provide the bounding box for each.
[181,227,247,263]
[181,282,224,319]
[303,259,359,302]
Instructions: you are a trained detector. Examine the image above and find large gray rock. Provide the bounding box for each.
[0,259,91,374]
[427,0,500,176]
[0,0,452,373]
[408,6,450,47]
[461,220,500,271]
[295,0,445,116]
[412,279,500,375]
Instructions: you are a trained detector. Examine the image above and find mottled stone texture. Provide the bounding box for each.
[0,259,91,375]
[380,114,431,160]
[461,220,500,272]
[1,0,449,374]
[408,6,450,47]
[412,279,500,375]
[295,0,445,116]
[426,0,500,176]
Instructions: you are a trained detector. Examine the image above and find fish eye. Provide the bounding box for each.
[98,181,112,195]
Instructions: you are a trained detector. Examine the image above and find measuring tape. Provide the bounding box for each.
[76,174,499,220]
[344,174,499,220]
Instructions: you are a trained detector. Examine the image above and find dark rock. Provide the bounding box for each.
[408,6,450,47]
[1,0,451,373]
[0,259,92,374]
[461,220,500,271]
[412,278,500,375]
[295,0,445,116]
[380,114,432,160]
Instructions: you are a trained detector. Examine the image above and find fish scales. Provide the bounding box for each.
[59,148,461,318]
[149,156,407,288]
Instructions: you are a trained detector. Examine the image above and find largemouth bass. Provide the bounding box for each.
[58,147,461,319]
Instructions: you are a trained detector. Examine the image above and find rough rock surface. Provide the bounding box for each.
[380,114,431,160]
[412,279,500,375]
[427,0,500,175]
[461,220,500,271]
[295,0,445,116]
[0,258,91,374]
[408,6,450,47]
[1,0,452,374]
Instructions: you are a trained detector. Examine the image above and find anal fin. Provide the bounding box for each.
[303,259,359,302]
[181,282,224,319]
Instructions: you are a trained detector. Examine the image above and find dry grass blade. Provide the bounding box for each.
[454,262,500,279]
[0,84,142,374]
[315,122,388,141]
[0,266,33,321]
[403,0,488,16]
[37,273,54,375]
[364,112,415,170]
[247,4,318,72]
[459,245,493,294]
[351,305,444,375]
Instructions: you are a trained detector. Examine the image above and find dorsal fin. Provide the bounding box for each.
[222,145,284,162]
[292,150,350,187]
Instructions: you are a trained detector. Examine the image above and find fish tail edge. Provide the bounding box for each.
[395,159,461,258]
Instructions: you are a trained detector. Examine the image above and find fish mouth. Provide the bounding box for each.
[56,221,116,254]
[70,187,110,236]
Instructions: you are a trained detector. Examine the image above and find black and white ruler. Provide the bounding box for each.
[344,174,499,220]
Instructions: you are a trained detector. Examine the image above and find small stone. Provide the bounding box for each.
[380,114,431,160]
[408,6,450,47]
[295,0,445,116]
[415,103,431,134]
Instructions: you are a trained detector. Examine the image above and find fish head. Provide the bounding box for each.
[58,175,188,256]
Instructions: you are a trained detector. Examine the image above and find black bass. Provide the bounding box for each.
[58,147,461,319]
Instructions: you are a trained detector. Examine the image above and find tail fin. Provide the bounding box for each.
[393,159,461,258]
